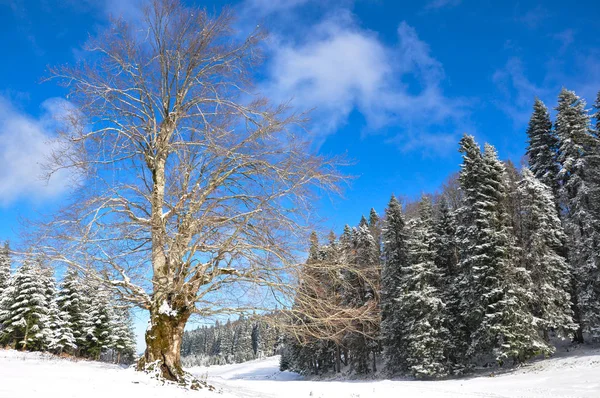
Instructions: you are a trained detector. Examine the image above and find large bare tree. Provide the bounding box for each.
[39,0,343,382]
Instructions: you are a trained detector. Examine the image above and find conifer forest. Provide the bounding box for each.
[274,88,600,378]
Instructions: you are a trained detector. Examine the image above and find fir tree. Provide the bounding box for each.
[474,144,547,364]
[55,268,87,352]
[518,168,575,339]
[0,259,51,351]
[110,307,137,363]
[455,134,489,364]
[526,98,560,195]
[81,283,115,359]
[555,88,600,340]
[380,195,408,374]
[458,136,546,365]
[433,198,461,368]
[399,196,448,378]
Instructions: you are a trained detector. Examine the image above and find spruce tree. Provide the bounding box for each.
[56,268,87,352]
[81,283,115,359]
[458,136,546,365]
[518,168,575,339]
[399,197,448,378]
[525,98,560,196]
[110,307,137,363]
[555,88,600,340]
[433,198,461,368]
[475,144,547,364]
[380,195,408,374]
[0,259,51,351]
[455,134,488,364]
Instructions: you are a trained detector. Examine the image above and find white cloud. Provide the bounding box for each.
[262,14,467,151]
[0,97,75,205]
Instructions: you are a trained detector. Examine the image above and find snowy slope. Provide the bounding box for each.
[189,348,600,398]
[2,347,600,397]
[0,350,218,398]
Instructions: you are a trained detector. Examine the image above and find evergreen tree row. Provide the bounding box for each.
[281,87,600,379]
[0,245,137,364]
[181,315,283,366]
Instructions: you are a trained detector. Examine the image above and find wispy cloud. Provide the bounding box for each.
[261,11,468,152]
[0,96,75,205]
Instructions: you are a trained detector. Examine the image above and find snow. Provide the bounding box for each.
[158,300,178,317]
[188,351,600,397]
[2,346,600,397]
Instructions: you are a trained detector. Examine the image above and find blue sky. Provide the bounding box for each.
[1,0,599,347]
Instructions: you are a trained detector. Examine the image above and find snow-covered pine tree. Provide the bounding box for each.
[380,195,408,374]
[454,134,489,365]
[110,307,137,363]
[433,198,461,368]
[468,143,548,365]
[0,259,51,351]
[55,268,87,353]
[36,261,77,354]
[526,98,560,196]
[0,242,10,296]
[555,88,600,341]
[399,196,448,378]
[81,282,115,359]
[518,168,575,340]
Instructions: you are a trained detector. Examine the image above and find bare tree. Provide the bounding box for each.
[38,0,343,383]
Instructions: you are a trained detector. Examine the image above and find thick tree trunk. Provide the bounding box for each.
[137,302,191,382]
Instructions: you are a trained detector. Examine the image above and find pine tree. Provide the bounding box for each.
[55,268,87,353]
[526,98,560,196]
[433,198,461,368]
[81,282,114,359]
[555,88,600,340]
[0,242,10,296]
[454,134,489,364]
[380,195,408,374]
[518,168,575,339]
[399,196,448,378]
[0,259,52,351]
[458,136,546,365]
[110,307,137,363]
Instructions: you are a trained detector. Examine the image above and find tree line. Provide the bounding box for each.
[0,244,137,364]
[281,88,600,379]
[181,314,283,367]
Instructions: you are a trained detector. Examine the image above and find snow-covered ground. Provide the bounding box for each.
[2,347,600,398]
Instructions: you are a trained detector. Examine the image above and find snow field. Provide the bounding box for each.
[2,347,600,397]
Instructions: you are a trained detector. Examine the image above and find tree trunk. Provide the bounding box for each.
[137,302,191,382]
[335,344,341,373]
